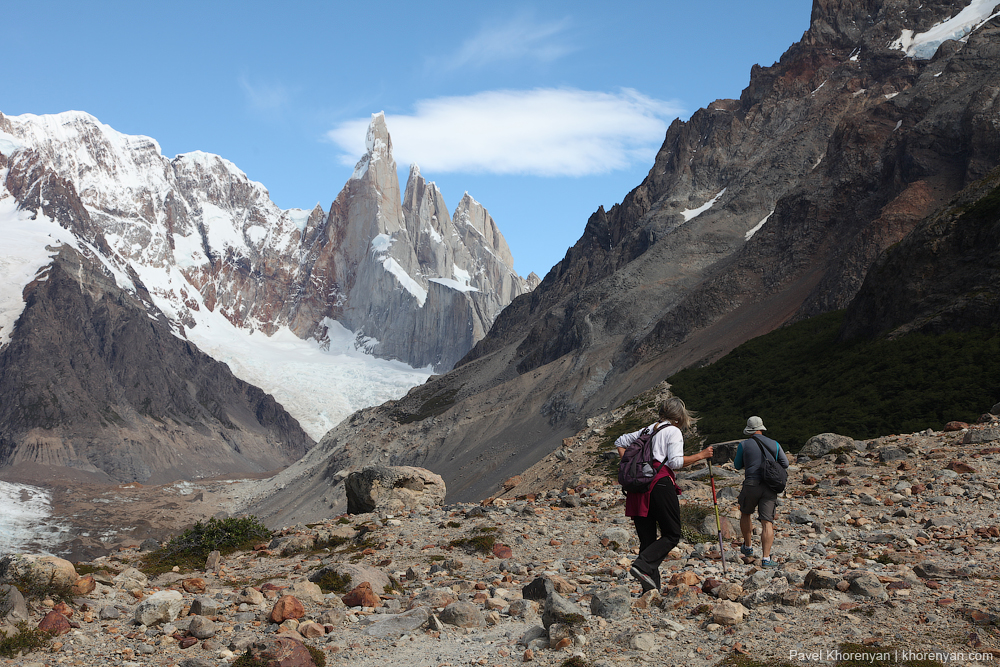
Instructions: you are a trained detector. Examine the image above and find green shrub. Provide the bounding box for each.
[10,569,73,603]
[314,570,352,594]
[142,516,271,574]
[450,534,496,554]
[0,622,55,658]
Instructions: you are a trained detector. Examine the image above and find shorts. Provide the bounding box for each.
[738,480,778,523]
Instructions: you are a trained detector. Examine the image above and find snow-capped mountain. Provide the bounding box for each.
[0,110,535,483]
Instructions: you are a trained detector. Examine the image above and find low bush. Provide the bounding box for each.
[142,516,271,574]
[0,622,55,659]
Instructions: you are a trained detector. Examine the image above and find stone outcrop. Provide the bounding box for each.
[344,465,446,514]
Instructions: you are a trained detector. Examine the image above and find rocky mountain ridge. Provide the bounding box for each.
[0,110,534,484]
[242,0,1000,521]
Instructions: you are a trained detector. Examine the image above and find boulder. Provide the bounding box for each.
[712,600,747,625]
[190,596,220,617]
[113,567,148,591]
[439,601,485,628]
[188,615,217,639]
[589,586,631,620]
[240,636,319,667]
[0,585,29,625]
[134,590,184,625]
[342,582,381,608]
[345,465,446,514]
[798,433,862,458]
[407,587,457,610]
[270,596,306,623]
[541,591,585,629]
[0,555,78,589]
[288,580,325,604]
[805,570,842,590]
[38,610,71,635]
[963,427,1000,444]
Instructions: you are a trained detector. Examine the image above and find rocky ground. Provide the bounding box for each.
[3,419,1000,667]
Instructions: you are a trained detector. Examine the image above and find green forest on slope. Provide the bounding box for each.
[667,310,1000,452]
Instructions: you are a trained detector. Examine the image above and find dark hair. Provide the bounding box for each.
[658,397,698,431]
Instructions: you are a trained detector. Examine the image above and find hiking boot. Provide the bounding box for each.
[740,545,753,557]
[629,566,657,593]
[761,558,779,568]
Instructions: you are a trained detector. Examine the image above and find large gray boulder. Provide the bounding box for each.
[798,433,863,458]
[345,465,446,514]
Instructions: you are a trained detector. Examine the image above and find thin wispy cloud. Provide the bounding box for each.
[429,13,576,71]
[239,75,292,115]
[326,88,684,178]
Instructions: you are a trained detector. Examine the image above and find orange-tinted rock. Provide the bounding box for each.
[53,601,73,618]
[492,544,513,559]
[342,582,381,608]
[944,421,969,432]
[182,578,207,594]
[38,611,71,635]
[269,595,306,623]
[946,459,976,474]
[72,575,96,596]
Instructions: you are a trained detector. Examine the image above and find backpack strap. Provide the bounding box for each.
[751,435,778,461]
[647,422,670,471]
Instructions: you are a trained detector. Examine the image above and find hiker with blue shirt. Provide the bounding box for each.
[733,416,789,568]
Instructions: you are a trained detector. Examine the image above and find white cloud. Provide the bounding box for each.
[435,13,576,70]
[326,88,684,177]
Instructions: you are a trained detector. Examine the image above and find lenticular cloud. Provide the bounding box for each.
[327,88,684,178]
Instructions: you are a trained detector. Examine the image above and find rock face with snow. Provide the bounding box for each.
[330,117,536,370]
[242,0,1000,524]
[0,110,532,483]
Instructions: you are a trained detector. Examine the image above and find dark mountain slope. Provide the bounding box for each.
[0,245,313,485]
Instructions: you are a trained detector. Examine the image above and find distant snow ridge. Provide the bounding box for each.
[0,109,533,441]
[892,0,1000,59]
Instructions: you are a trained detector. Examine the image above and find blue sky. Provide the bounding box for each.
[3,1,812,278]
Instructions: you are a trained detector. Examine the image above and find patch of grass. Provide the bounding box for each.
[313,570,352,594]
[446,521,462,528]
[141,516,271,575]
[473,525,499,533]
[450,534,496,554]
[559,656,591,667]
[0,622,56,659]
[679,503,715,544]
[668,310,1000,450]
[307,645,327,667]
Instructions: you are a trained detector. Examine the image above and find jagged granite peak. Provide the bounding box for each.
[243,0,1000,524]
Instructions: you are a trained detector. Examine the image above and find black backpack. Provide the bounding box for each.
[752,435,787,494]
[618,423,668,493]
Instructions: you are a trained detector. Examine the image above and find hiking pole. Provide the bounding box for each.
[708,458,727,574]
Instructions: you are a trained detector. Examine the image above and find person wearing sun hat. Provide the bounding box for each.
[733,416,789,568]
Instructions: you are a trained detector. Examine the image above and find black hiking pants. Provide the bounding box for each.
[631,478,681,587]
